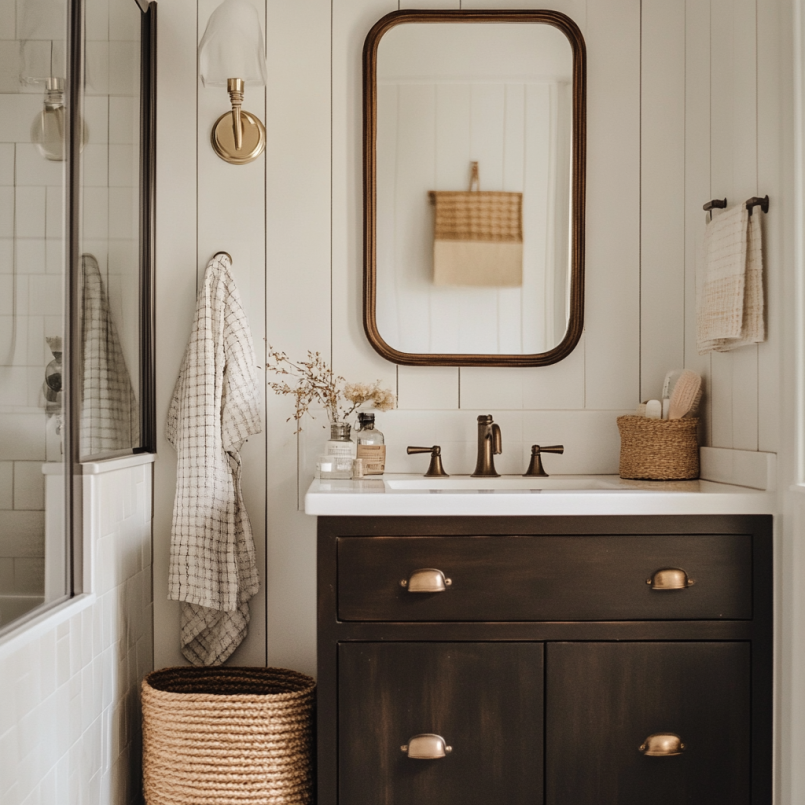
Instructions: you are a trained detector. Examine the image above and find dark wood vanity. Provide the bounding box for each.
[317,514,772,805]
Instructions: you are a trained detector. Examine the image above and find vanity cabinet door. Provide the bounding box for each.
[339,642,544,805]
[545,642,751,805]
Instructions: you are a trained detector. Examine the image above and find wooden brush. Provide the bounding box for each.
[668,370,702,419]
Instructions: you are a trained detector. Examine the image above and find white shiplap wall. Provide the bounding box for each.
[153,0,782,675]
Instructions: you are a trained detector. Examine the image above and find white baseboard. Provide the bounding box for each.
[699,446,777,491]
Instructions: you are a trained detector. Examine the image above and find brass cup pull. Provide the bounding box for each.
[401,734,453,759]
[400,568,452,593]
[639,733,685,756]
[647,567,695,590]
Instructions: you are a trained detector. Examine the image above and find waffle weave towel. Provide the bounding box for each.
[166,253,262,666]
[80,254,140,456]
[697,204,765,353]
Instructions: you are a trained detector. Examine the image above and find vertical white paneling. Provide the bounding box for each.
[583,0,641,410]
[395,84,437,354]
[263,0,331,675]
[710,0,760,450]
[684,0,713,445]
[153,0,199,670]
[730,0,760,451]
[332,0,399,388]
[195,0,267,669]
[709,0,736,448]
[756,0,782,454]
[640,0,686,401]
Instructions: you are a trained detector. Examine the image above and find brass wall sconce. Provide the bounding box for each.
[198,0,267,165]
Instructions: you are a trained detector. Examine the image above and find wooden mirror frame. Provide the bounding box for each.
[363,9,586,367]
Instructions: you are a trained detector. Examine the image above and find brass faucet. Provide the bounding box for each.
[471,415,502,477]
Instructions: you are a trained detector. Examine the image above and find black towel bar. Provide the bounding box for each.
[703,198,728,212]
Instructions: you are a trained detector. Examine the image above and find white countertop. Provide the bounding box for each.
[304,474,776,517]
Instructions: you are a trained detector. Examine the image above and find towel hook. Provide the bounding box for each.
[703,198,727,221]
[213,251,233,263]
[745,195,769,216]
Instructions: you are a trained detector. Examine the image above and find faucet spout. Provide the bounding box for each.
[471,415,502,477]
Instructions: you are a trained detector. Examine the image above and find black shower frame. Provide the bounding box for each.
[65,0,157,596]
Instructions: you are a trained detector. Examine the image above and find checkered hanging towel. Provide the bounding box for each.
[166,253,262,666]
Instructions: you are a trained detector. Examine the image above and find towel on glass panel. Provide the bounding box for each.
[166,253,262,667]
[697,204,765,353]
[80,254,139,456]
[429,162,523,287]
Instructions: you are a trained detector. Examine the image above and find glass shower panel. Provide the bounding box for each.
[79,0,143,461]
[0,0,69,628]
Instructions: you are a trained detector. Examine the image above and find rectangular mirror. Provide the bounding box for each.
[363,10,586,366]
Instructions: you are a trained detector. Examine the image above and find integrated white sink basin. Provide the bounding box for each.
[305,473,774,517]
[385,476,624,491]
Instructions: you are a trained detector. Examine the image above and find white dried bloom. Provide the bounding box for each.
[373,388,396,411]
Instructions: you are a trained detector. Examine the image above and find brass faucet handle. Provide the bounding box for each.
[523,444,565,478]
[407,446,450,477]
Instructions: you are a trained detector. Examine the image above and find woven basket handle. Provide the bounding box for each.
[469,161,480,192]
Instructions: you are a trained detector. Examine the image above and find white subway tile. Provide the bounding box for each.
[27,275,62,318]
[55,636,69,687]
[15,144,65,188]
[14,188,46,239]
[0,143,14,185]
[45,186,63,241]
[39,631,57,699]
[108,145,135,188]
[0,186,13,238]
[0,557,13,589]
[13,558,44,593]
[14,461,45,510]
[15,239,47,275]
[0,414,46,461]
[0,42,20,95]
[0,461,12,508]
[0,315,30,367]
[0,96,42,143]
[109,98,134,145]
[0,238,12,273]
[45,239,62,274]
[81,188,109,241]
[26,316,46,366]
[0,366,30,406]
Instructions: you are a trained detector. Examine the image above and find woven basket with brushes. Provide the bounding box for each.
[617,416,700,480]
[142,666,316,805]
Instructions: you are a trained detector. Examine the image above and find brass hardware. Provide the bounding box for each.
[639,733,685,756]
[523,444,565,477]
[211,78,266,165]
[647,568,696,590]
[407,445,449,477]
[400,568,452,593]
[472,415,502,477]
[401,734,452,759]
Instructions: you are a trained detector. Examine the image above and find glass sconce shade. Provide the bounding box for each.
[199,0,267,88]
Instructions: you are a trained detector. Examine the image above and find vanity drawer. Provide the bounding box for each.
[337,534,753,621]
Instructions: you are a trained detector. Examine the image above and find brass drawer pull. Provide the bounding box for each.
[400,568,452,593]
[647,567,695,590]
[639,733,685,756]
[401,734,452,759]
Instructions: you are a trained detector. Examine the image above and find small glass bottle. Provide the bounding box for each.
[322,422,356,479]
[355,412,386,476]
[30,78,89,162]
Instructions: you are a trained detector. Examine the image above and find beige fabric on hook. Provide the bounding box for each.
[166,253,262,666]
[697,204,765,353]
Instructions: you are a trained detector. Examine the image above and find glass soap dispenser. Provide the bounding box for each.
[355,412,385,476]
[318,422,356,480]
[31,77,88,161]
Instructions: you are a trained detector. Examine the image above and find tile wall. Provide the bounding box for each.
[0,460,153,805]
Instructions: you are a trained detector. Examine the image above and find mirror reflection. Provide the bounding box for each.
[374,21,576,358]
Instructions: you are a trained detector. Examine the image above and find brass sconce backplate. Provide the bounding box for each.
[211,109,265,165]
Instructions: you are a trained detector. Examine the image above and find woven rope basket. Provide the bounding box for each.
[142,666,316,805]
[617,415,700,481]
[430,190,523,243]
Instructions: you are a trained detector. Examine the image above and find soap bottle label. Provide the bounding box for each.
[357,444,386,475]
